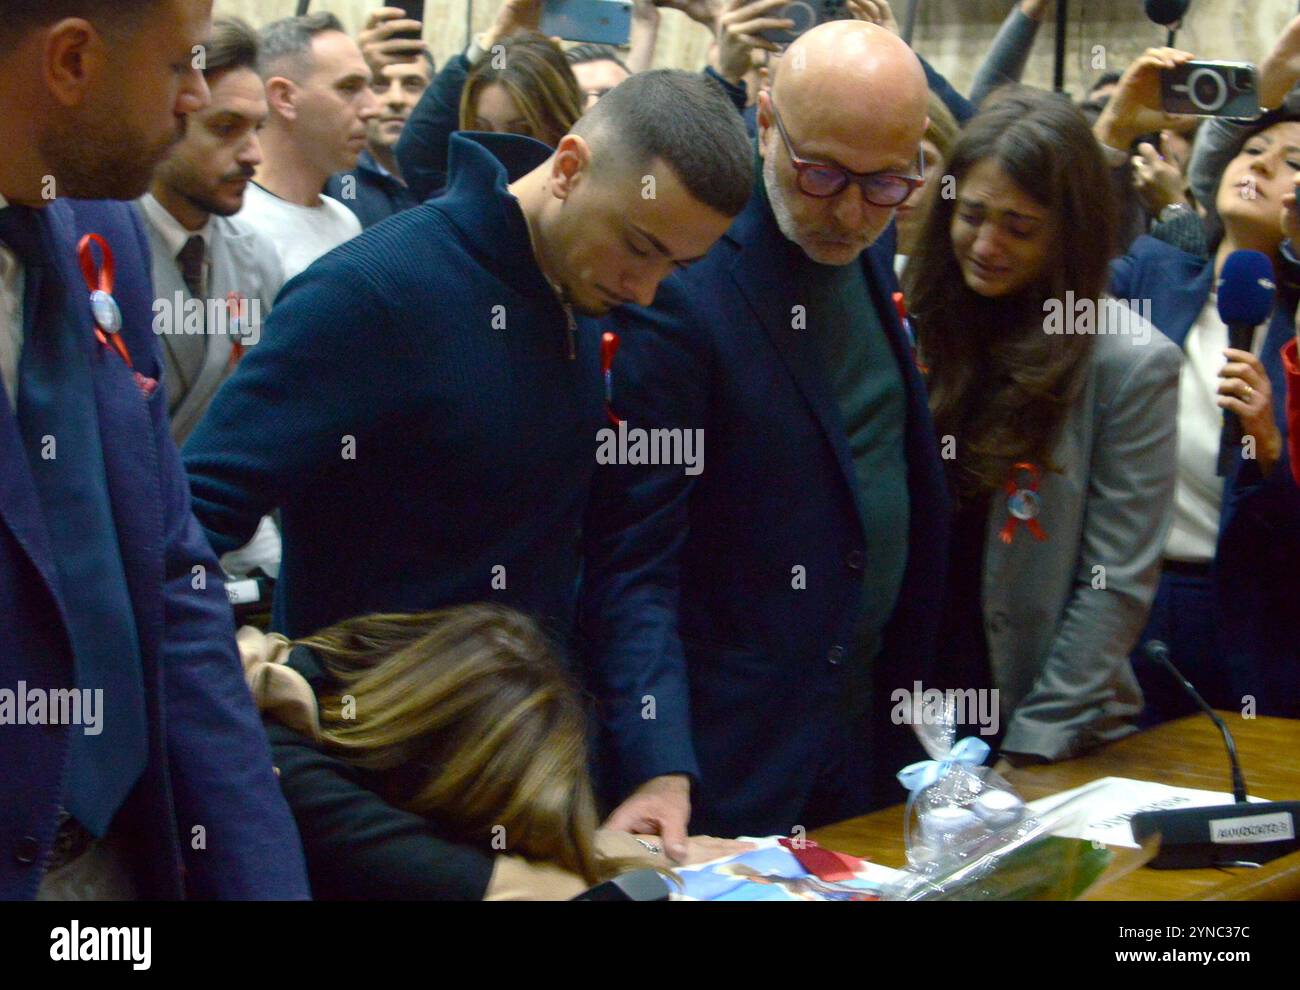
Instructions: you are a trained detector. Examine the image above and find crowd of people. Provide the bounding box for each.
[2,0,1299,901]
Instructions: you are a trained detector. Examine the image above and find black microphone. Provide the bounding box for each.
[296,0,311,15]
[1144,0,1189,44]
[1215,250,1275,476]
[571,868,673,901]
[1130,641,1300,868]
[1143,0,1189,26]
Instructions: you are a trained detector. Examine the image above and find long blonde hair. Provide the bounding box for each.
[460,31,583,145]
[296,604,614,884]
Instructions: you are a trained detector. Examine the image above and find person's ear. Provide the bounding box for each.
[264,76,299,122]
[41,19,106,108]
[550,134,591,201]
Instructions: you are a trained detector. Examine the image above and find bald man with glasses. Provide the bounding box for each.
[581,20,951,850]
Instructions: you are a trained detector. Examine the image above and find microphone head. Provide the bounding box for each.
[1144,0,1190,26]
[1217,250,1276,326]
[1144,639,1171,666]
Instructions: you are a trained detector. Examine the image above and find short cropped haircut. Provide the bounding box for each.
[565,43,630,74]
[571,70,753,218]
[258,11,345,80]
[0,0,158,51]
[202,17,259,82]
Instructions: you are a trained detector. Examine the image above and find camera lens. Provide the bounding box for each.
[1188,67,1227,112]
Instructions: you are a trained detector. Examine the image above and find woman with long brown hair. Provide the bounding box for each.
[904,86,1182,770]
[395,0,584,201]
[240,604,726,899]
[459,32,583,144]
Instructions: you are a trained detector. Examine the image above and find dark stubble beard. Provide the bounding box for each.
[40,106,185,201]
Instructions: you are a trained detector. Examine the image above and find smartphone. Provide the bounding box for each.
[1161,60,1260,118]
[758,0,851,48]
[540,0,633,46]
[390,0,425,42]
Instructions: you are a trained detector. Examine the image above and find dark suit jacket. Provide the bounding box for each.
[1111,235,1300,714]
[0,199,308,899]
[325,149,420,229]
[580,185,950,837]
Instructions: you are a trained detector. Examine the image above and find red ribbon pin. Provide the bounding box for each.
[999,461,1047,544]
[77,233,157,398]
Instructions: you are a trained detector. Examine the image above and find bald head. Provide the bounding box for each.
[774,20,929,154]
[759,21,930,266]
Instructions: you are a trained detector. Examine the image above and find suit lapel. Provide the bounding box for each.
[727,200,862,511]
[59,206,167,658]
[1155,261,1216,350]
[0,392,67,609]
[0,223,78,626]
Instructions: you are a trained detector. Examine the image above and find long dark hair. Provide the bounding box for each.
[905,87,1117,500]
[1200,103,1300,254]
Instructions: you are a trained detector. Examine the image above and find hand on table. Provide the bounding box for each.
[603,773,692,862]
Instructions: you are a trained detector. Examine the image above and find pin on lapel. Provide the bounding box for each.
[77,233,157,399]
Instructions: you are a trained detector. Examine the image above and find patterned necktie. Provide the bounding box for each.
[177,235,206,299]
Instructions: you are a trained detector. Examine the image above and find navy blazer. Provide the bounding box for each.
[580,186,950,836]
[0,199,309,899]
[1111,236,1300,714]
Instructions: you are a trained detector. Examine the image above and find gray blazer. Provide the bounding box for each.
[984,300,1182,761]
[137,207,283,444]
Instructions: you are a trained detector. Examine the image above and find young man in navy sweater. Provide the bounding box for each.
[183,70,753,642]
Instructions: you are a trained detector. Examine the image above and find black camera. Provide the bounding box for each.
[1161,61,1260,118]
[758,0,851,47]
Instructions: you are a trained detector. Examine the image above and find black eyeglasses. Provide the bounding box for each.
[769,97,925,207]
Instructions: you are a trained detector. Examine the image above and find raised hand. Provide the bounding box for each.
[1094,47,1198,153]
[358,6,429,76]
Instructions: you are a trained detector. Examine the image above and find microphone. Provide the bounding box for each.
[1143,0,1189,26]
[1144,0,1190,44]
[571,868,673,901]
[1215,250,1275,476]
[1130,641,1300,868]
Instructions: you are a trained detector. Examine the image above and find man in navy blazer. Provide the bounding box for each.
[581,22,950,850]
[0,0,308,899]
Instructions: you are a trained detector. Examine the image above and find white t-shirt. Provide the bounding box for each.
[237,182,361,282]
[1164,292,1268,563]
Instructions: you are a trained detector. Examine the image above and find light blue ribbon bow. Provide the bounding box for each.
[896,736,991,793]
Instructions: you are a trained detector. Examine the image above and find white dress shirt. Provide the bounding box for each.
[138,192,212,271]
[0,191,25,414]
[1165,292,1269,563]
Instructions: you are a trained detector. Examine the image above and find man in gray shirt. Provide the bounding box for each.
[138,16,282,446]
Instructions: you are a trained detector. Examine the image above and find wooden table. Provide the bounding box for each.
[810,714,1300,900]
